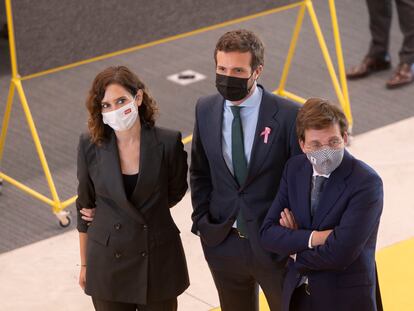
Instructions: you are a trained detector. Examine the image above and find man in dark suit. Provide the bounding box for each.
[190,29,301,311]
[346,0,414,88]
[260,98,383,311]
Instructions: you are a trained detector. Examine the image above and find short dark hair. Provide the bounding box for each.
[296,98,348,142]
[86,66,158,145]
[214,29,264,71]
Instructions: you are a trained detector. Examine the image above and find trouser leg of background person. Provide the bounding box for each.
[395,0,414,64]
[385,0,414,88]
[346,0,392,79]
[203,232,283,311]
[92,297,178,311]
[366,0,392,60]
[0,23,7,39]
[0,2,7,40]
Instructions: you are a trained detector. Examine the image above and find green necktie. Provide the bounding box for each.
[230,106,248,238]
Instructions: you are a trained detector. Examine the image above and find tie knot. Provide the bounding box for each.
[230,105,242,118]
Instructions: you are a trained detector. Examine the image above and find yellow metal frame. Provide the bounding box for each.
[0,0,76,216]
[0,0,352,218]
[274,0,353,127]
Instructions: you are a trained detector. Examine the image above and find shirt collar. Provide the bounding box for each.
[312,167,330,178]
[225,82,262,108]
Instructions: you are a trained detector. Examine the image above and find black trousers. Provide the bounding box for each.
[91,297,177,311]
[202,230,284,311]
[366,0,414,64]
[289,285,311,311]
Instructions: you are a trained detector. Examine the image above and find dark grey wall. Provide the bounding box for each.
[11,0,298,76]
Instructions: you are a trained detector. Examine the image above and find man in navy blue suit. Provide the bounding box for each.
[190,29,301,311]
[260,98,383,311]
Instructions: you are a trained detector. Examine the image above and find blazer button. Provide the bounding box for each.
[114,223,122,230]
[114,252,122,259]
[141,251,147,257]
[142,224,148,231]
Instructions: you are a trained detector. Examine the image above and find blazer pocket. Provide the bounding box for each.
[337,272,373,288]
[87,227,110,247]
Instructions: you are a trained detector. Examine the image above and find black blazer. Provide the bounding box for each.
[190,85,302,266]
[76,125,189,304]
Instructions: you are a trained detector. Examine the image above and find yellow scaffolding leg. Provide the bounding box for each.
[2,0,73,226]
[305,0,352,128]
[0,78,74,225]
[328,0,352,124]
[276,2,306,96]
[14,79,61,208]
[0,82,15,161]
[273,1,353,131]
[279,90,307,104]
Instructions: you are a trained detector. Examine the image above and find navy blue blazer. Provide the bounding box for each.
[260,150,383,311]
[190,85,301,266]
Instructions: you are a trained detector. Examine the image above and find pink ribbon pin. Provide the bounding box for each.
[260,127,271,144]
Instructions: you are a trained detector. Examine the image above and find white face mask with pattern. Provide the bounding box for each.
[102,97,138,131]
[306,147,344,175]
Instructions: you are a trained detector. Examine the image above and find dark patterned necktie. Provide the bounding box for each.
[230,106,248,237]
[311,176,328,216]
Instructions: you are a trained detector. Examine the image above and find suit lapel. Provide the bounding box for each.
[97,129,145,224]
[208,96,239,189]
[98,131,128,205]
[130,126,163,212]
[295,160,313,229]
[312,150,353,228]
[243,88,280,188]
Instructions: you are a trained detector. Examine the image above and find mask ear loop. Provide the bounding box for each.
[247,70,257,94]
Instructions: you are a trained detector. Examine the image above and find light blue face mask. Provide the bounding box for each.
[306,147,344,175]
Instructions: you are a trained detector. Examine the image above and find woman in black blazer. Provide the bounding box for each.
[76,66,189,311]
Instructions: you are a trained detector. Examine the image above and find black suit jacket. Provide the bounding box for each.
[190,85,301,266]
[76,125,189,304]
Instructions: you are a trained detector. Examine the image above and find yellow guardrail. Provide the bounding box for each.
[0,0,352,226]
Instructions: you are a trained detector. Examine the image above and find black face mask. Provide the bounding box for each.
[215,72,255,101]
